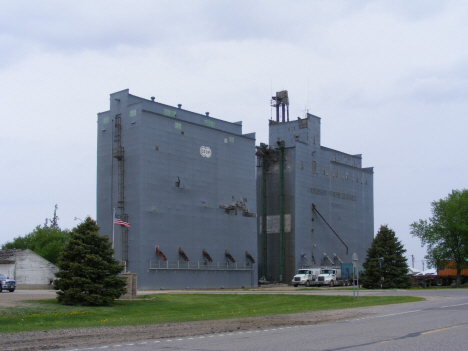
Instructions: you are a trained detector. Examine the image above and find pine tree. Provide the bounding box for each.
[361,225,412,289]
[55,217,127,306]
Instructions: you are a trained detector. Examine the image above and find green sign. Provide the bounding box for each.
[204,120,215,127]
[164,109,176,117]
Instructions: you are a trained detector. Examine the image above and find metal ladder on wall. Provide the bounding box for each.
[113,114,128,262]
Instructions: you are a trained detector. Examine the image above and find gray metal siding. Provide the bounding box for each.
[97,90,257,289]
[258,114,374,284]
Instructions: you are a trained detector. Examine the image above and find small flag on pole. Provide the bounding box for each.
[114,213,130,228]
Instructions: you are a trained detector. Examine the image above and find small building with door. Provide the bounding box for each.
[0,249,58,289]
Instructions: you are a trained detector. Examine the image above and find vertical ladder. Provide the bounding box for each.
[113,114,128,262]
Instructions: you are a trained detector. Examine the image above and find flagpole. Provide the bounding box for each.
[112,207,115,249]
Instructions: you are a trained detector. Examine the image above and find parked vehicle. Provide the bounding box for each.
[0,274,16,292]
[316,267,341,287]
[412,261,468,287]
[307,263,363,287]
[292,268,321,287]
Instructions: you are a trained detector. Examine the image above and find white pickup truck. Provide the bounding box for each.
[292,268,321,287]
[0,274,16,292]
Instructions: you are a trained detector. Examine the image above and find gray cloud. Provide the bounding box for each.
[2,1,468,270]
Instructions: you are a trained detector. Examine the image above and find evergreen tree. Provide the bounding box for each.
[361,225,412,289]
[55,217,127,306]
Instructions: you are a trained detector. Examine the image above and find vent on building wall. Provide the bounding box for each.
[225,250,235,263]
[202,249,213,262]
[155,246,167,261]
[245,251,256,264]
[178,247,189,262]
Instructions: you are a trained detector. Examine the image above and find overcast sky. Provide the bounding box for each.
[2,1,467,271]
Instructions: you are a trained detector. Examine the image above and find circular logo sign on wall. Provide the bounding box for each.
[200,146,212,158]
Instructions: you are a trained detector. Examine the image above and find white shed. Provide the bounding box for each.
[0,249,59,289]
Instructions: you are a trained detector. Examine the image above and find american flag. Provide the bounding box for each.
[114,213,130,228]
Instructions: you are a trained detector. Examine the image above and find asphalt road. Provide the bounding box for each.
[51,288,468,351]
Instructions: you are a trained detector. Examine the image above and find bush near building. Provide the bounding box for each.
[1,205,69,265]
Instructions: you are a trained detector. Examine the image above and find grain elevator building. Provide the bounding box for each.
[97,90,257,289]
[256,91,374,283]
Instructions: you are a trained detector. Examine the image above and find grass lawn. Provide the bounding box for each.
[0,294,423,334]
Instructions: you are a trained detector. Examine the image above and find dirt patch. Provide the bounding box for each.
[1,307,377,351]
[0,291,56,308]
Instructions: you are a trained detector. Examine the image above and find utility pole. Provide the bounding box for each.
[422,260,425,271]
[379,257,383,289]
[411,255,414,268]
